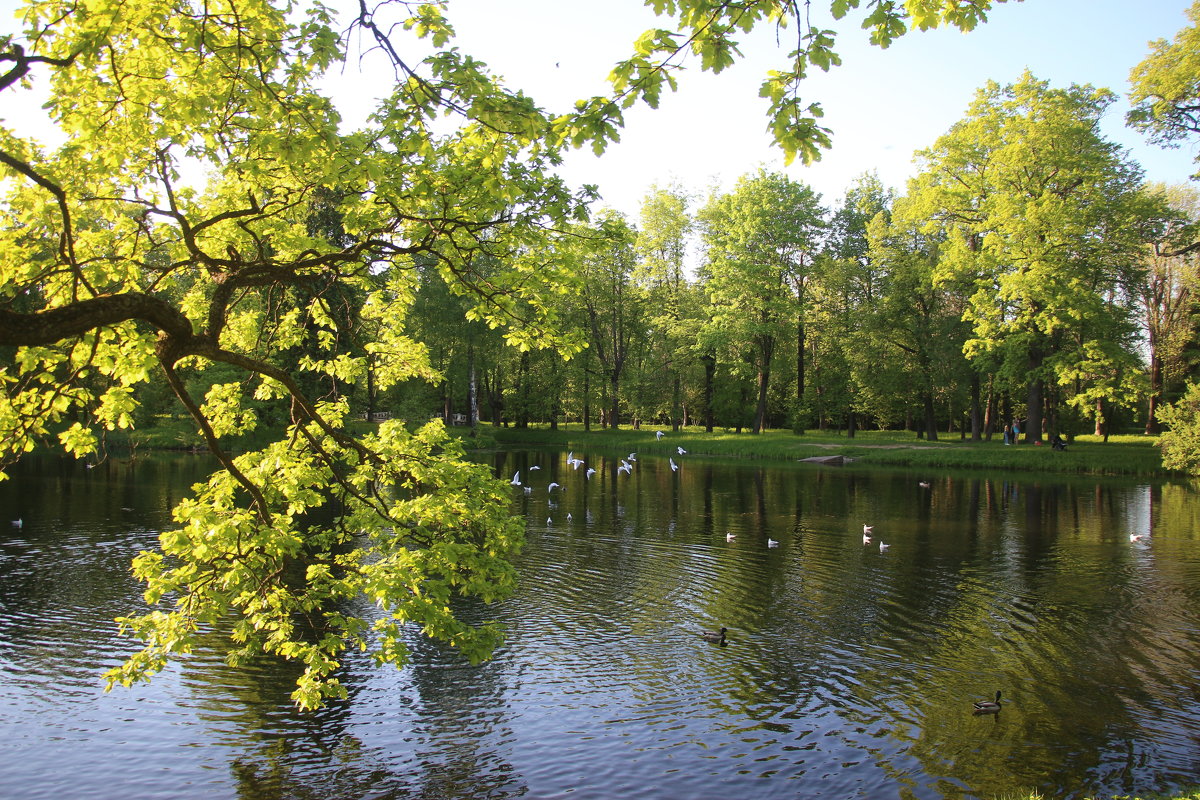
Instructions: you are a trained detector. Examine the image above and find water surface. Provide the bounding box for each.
[1,450,1198,799]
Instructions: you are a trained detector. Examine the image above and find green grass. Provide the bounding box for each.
[486,424,1172,478]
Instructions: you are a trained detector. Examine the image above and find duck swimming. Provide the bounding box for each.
[973,690,1002,714]
[701,627,727,644]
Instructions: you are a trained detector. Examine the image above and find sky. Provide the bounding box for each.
[2,0,1198,220]
[409,0,1200,218]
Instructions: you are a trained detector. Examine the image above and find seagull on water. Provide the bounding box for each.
[670,458,678,472]
[656,430,664,439]
[767,538,779,548]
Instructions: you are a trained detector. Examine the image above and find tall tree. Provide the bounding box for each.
[907,72,1150,442]
[576,213,643,428]
[636,184,694,430]
[1140,183,1200,432]
[815,172,893,433]
[699,169,824,433]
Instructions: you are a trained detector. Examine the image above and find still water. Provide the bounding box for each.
[2,449,1200,799]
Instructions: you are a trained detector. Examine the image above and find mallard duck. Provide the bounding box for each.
[973,690,1002,714]
[701,627,727,643]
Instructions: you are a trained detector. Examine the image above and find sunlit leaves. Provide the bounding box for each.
[1128,0,1200,174]
[561,0,1011,163]
[906,71,1149,422]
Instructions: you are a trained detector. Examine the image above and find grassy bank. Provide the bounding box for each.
[95,417,1172,478]
[486,424,1172,478]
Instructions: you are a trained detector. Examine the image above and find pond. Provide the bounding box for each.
[1,449,1200,799]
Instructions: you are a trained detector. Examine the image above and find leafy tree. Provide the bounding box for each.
[635,184,694,430]
[813,172,893,433]
[699,169,824,433]
[1158,382,1200,472]
[1128,1,1200,180]
[575,213,644,428]
[1139,184,1200,433]
[0,0,590,709]
[907,72,1150,442]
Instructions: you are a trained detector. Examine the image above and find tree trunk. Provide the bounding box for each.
[969,371,982,441]
[982,374,995,442]
[467,342,478,435]
[672,371,682,432]
[609,370,620,431]
[753,336,775,434]
[796,314,805,404]
[1146,349,1162,434]
[922,391,938,442]
[1025,377,1044,444]
[517,351,530,429]
[583,369,591,432]
[702,351,715,433]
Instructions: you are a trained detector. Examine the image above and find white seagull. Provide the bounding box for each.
[670,458,678,472]
[677,446,687,455]
[548,482,560,492]
[767,538,780,548]
[656,430,664,439]
[510,471,521,486]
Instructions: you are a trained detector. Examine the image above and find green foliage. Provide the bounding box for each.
[0,0,586,707]
[905,72,1152,435]
[1157,382,1200,473]
[563,0,1013,164]
[1128,1,1200,175]
[699,169,825,433]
